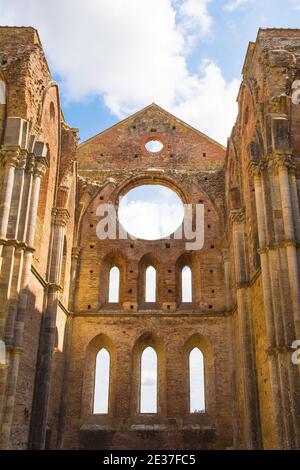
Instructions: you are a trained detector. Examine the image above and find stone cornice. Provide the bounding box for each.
[266,345,295,356]
[258,239,299,253]
[0,238,35,252]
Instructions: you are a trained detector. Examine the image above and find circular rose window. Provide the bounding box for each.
[145,140,164,153]
[118,184,184,240]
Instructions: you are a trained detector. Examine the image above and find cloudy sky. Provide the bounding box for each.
[1,0,300,145]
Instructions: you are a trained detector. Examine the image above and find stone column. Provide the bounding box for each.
[0,147,20,336]
[231,208,261,449]
[277,158,300,335]
[223,249,233,311]
[29,208,70,450]
[256,155,300,449]
[0,146,20,250]
[68,246,81,312]
[0,156,47,449]
[250,161,285,448]
[4,155,34,342]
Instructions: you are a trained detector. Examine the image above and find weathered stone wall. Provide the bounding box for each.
[63,315,233,450]
[0,26,300,451]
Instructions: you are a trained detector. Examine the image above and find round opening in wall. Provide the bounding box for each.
[118,184,184,240]
[145,140,163,153]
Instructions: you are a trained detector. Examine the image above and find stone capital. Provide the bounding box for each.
[25,154,35,173]
[34,156,48,178]
[17,149,28,169]
[52,207,70,227]
[71,246,81,259]
[0,145,21,168]
[268,154,295,172]
[230,208,245,225]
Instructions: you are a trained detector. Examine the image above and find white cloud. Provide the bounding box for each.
[179,0,212,33]
[224,0,251,11]
[0,0,239,144]
[119,186,184,240]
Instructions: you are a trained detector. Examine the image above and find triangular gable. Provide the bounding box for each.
[78,102,225,151]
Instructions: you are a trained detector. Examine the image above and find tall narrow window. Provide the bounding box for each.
[182,266,192,302]
[140,347,157,413]
[189,348,205,413]
[93,348,110,413]
[108,266,120,302]
[145,266,156,302]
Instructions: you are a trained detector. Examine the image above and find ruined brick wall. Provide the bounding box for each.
[60,105,235,450]
[226,29,300,449]
[0,27,76,449]
[1,26,300,451]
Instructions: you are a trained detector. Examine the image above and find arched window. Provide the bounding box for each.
[108,266,120,302]
[140,346,157,413]
[182,265,192,302]
[189,347,205,413]
[145,266,156,302]
[93,348,110,414]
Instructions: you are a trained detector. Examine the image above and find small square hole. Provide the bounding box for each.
[130,305,134,310]
[90,270,93,274]
[168,289,172,293]
[168,270,172,273]
[165,243,170,248]
[209,305,213,309]
[128,289,132,293]
[99,196,104,200]
[88,305,91,310]
[90,244,95,249]
[130,244,134,248]
[203,152,206,157]
[210,245,214,249]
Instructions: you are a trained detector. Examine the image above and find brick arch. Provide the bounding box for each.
[176,252,201,307]
[99,250,127,308]
[138,252,161,308]
[111,173,188,206]
[81,333,117,418]
[130,331,166,417]
[183,333,215,417]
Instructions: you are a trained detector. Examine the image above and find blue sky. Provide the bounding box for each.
[1,0,300,144]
